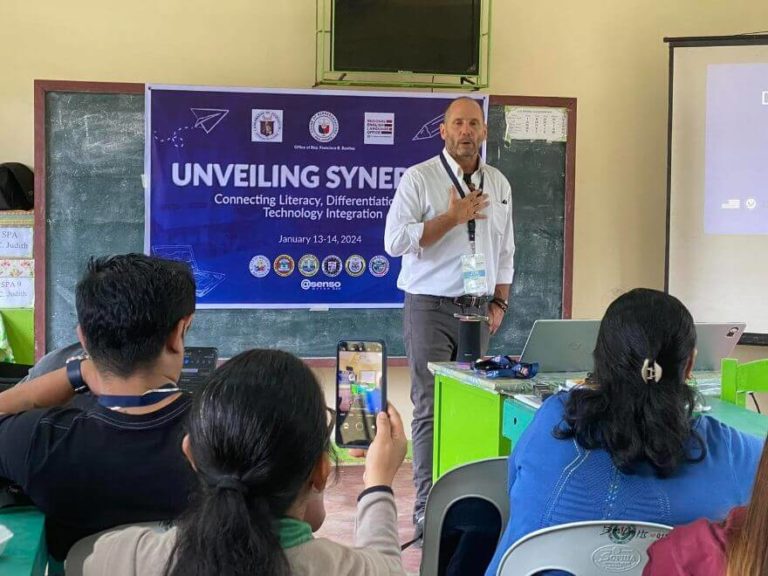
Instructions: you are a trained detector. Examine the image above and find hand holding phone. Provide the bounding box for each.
[335,340,387,448]
[362,403,407,488]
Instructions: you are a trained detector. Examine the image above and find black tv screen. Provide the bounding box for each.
[333,0,481,75]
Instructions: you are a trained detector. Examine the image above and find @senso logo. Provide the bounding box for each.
[301,279,342,291]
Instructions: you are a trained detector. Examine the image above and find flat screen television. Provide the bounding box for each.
[332,0,482,75]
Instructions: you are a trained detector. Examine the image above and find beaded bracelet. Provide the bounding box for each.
[491,297,509,313]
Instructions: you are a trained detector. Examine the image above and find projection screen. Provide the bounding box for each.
[666,35,768,345]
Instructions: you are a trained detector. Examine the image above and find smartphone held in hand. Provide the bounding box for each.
[335,340,387,448]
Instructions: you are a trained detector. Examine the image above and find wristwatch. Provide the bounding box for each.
[490,297,509,313]
[65,354,90,393]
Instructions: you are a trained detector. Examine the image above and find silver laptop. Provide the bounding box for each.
[693,322,745,371]
[519,320,600,373]
[519,319,744,374]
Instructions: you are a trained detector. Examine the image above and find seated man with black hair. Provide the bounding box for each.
[0,254,198,561]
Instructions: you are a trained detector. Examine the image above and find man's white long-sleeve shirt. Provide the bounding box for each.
[384,149,515,297]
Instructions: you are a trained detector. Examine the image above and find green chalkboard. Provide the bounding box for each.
[38,84,574,358]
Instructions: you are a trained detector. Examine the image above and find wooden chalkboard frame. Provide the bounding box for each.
[33,80,576,362]
[34,80,144,361]
[489,95,576,319]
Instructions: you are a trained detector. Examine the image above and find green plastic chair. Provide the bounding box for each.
[721,358,768,408]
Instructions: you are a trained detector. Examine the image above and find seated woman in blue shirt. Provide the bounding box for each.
[485,288,763,575]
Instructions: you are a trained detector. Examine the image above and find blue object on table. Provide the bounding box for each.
[473,356,539,379]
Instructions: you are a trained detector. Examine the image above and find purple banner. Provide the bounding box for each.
[146,86,487,307]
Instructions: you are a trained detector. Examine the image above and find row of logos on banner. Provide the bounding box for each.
[248,253,390,279]
[252,109,395,145]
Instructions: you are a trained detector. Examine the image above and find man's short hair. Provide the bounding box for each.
[443,97,484,123]
[75,253,196,377]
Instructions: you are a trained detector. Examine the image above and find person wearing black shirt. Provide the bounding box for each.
[0,253,198,560]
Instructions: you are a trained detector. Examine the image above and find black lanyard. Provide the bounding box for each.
[97,383,181,409]
[439,152,484,246]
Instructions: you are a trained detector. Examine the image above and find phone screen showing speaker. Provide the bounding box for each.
[335,340,386,448]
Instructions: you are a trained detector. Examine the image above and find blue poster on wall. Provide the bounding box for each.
[146,86,487,308]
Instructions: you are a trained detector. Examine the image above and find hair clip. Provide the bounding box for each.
[641,358,663,383]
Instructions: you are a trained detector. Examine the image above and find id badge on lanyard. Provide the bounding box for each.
[439,153,489,296]
[462,252,488,295]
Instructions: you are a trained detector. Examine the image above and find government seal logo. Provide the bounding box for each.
[321,255,343,278]
[248,255,271,278]
[273,254,295,277]
[345,255,366,277]
[368,255,390,278]
[251,109,283,142]
[309,111,339,143]
[298,254,320,277]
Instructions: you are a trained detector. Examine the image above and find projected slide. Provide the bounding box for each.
[704,64,768,234]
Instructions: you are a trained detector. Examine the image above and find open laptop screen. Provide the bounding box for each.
[519,320,600,373]
[693,323,745,371]
[519,319,745,374]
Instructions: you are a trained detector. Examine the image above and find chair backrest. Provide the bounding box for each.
[64,522,166,576]
[721,357,768,408]
[496,520,672,576]
[421,457,509,576]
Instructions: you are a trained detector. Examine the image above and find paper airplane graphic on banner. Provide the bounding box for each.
[412,114,444,141]
[190,108,230,134]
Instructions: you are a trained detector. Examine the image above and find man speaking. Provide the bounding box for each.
[384,96,515,540]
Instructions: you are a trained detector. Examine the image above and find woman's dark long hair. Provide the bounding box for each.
[166,349,330,576]
[554,288,704,476]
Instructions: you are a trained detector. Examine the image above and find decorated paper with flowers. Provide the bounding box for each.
[0,258,34,308]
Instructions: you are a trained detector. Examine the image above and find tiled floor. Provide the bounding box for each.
[316,463,422,573]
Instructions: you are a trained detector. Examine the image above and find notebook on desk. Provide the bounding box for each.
[519,319,600,373]
[693,322,745,371]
